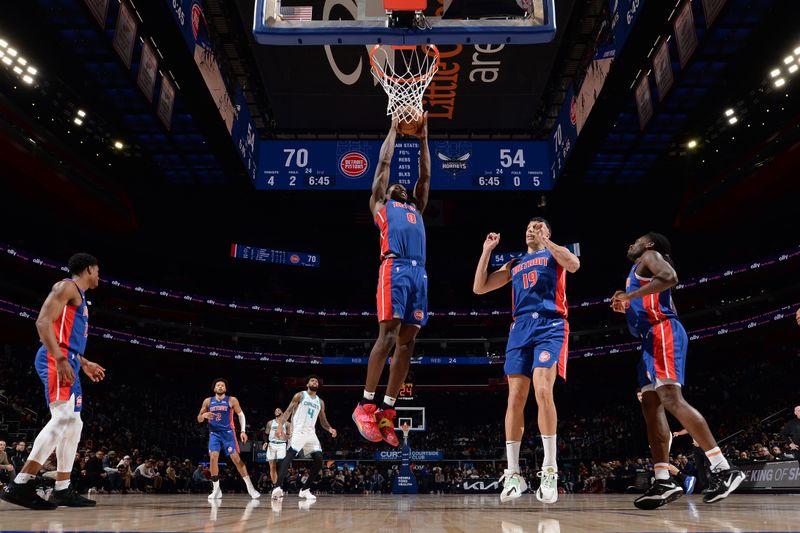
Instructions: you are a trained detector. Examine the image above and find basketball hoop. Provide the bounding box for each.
[370,44,439,124]
[400,422,411,441]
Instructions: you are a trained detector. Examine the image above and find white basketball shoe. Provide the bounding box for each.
[298,488,317,501]
[536,466,558,504]
[499,469,528,502]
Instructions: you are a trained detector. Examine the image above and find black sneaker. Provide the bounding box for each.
[702,467,745,503]
[634,477,684,510]
[50,486,97,507]
[0,479,57,510]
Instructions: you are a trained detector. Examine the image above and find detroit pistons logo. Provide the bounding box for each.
[290,254,300,264]
[75,395,83,407]
[570,95,577,126]
[538,351,551,363]
[414,310,424,321]
[227,446,233,453]
[191,3,203,39]
[339,152,369,178]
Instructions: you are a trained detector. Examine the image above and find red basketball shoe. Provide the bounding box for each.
[375,409,399,447]
[352,403,382,442]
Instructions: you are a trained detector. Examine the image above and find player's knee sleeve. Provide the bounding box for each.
[28,400,73,464]
[285,448,299,462]
[311,452,323,470]
[56,416,82,472]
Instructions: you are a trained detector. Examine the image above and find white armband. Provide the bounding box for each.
[238,411,246,432]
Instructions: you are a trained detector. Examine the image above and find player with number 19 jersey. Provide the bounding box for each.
[505,248,570,379]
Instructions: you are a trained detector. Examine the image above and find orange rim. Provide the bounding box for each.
[369,44,439,85]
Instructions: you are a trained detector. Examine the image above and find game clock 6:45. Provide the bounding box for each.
[306,175,334,187]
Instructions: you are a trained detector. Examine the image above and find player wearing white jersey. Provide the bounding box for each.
[262,407,291,486]
[271,376,337,501]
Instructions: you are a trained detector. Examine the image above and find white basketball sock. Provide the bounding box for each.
[654,463,671,480]
[505,441,521,473]
[243,475,255,491]
[362,390,375,401]
[541,434,557,469]
[55,479,71,491]
[382,395,397,408]
[705,447,730,471]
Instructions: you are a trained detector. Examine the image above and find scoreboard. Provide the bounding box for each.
[231,243,320,268]
[256,140,553,191]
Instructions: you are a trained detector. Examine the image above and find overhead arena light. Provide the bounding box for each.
[795,46,800,56]
[790,65,799,74]
[77,109,86,118]
[0,36,38,85]
[724,108,734,117]
[770,68,781,78]
[728,116,738,125]
[113,140,124,149]
[686,139,698,149]
[73,117,83,126]
[774,78,786,87]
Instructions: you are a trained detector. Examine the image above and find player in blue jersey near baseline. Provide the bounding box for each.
[473,220,580,504]
[197,379,261,500]
[0,253,105,510]
[611,232,744,509]
[352,114,431,447]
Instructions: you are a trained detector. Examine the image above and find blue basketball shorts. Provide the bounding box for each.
[636,318,687,391]
[504,313,569,379]
[209,430,239,456]
[376,258,428,326]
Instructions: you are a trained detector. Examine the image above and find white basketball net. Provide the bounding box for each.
[370,44,439,124]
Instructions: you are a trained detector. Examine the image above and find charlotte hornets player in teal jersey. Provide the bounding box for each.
[272,376,337,501]
[611,233,744,508]
[474,219,580,504]
[197,379,260,500]
[261,407,291,486]
[1,253,105,511]
[353,114,431,448]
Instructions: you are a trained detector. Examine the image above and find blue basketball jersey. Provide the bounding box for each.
[374,201,426,263]
[509,248,567,320]
[47,279,89,356]
[625,264,678,337]
[207,395,234,433]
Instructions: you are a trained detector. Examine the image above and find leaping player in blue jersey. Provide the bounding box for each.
[197,379,261,500]
[611,232,744,509]
[352,114,431,447]
[473,219,580,504]
[1,253,105,510]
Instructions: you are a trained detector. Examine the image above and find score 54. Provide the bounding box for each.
[499,149,526,168]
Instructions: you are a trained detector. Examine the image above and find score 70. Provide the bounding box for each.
[283,148,309,167]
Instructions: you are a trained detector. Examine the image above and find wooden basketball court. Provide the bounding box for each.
[1,493,798,532]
